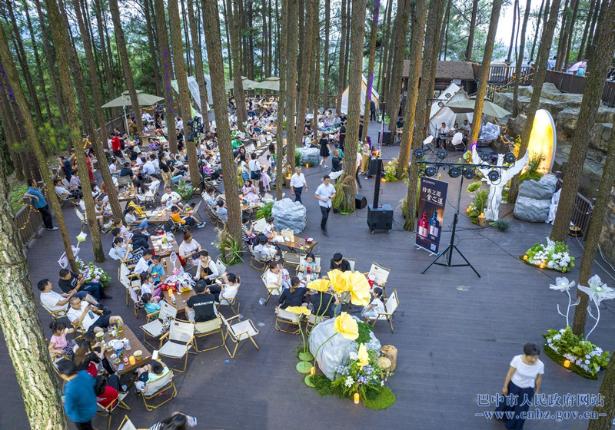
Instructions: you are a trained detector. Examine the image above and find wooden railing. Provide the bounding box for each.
[544,70,615,107]
[488,65,533,85]
[13,205,42,247]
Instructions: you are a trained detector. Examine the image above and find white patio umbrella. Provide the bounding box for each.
[101,90,163,132]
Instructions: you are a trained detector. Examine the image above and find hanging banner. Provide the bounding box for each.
[416,178,448,254]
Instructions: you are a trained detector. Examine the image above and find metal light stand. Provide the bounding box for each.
[416,160,512,278]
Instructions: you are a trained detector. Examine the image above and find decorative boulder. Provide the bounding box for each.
[518,174,558,200]
[514,196,552,222]
[272,198,306,233]
[308,318,381,380]
[514,174,558,222]
[298,147,320,167]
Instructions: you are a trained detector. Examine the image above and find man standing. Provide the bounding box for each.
[290,167,307,203]
[24,179,57,230]
[314,175,336,236]
[57,359,97,430]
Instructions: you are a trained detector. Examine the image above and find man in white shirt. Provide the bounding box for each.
[37,278,97,314]
[160,186,182,208]
[66,296,123,334]
[314,175,336,235]
[290,167,307,203]
[134,251,153,274]
[142,157,157,177]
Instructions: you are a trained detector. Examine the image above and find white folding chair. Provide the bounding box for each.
[451,132,465,151]
[261,271,281,304]
[141,301,178,349]
[219,313,260,358]
[158,320,195,372]
[139,367,177,411]
[274,307,301,334]
[367,289,399,333]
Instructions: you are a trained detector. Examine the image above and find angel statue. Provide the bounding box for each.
[471,145,528,221]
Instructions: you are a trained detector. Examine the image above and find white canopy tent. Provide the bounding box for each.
[170,75,213,115]
[340,75,380,115]
[428,87,473,137]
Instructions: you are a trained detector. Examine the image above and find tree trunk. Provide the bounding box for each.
[562,0,579,67]
[470,0,504,143]
[550,0,615,242]
[180,0,192,75]
[47,0,105,262]
[529,0,546,62]
[571,120,615,337]
[362,0,381,145]
[6,0,44,124]
[226,0,248,130]
[221,0,233,77]
[336,0,348,113]
[154,0,178,154]
[22,0,52,122]
[377,0,394,98]
[169,0,200,188]
[589,349,615,429]
[285,0,299,170]
[93,0,114,100]
[0,8,76,273]
[508,0,560,203]
[402,0,444,231]
[201,0,243,242]
[322,0,330,109]
[512,0,532,116]
[387,0,411,133]
[109,0,144,132]
[441,0,451,60]
[72,0,123,223]
[506,0,519,64]
[585,0,602,59]
[465,0,479,61]
[310,9,320,135]
[0,141,67,430]
[294,0,317,159]
[188,0,210,132]
[576,0,597,61]
[144,0,162,97]
[275,0,288,199]
[554,0,570,70]
[396,0,427,179]
[337,0,367,213]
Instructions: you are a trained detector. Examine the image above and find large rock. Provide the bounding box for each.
[272,198,307,233]
[599,189,615,267]
[518,174,558,200]
[298,147,320,167]
[514,196,552,222]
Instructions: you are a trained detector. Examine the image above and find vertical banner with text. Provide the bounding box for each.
[416,178,448,253]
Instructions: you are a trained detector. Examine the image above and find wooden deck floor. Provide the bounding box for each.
[1,121,614,429]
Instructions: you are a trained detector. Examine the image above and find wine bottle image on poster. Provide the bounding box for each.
[416,178,448,253]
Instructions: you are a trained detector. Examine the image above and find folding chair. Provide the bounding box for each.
[220,313,260,358]
[158,320,195,372]
[347,259,356,272]
[451,132,465,151]
[218,283,240,315]
[367,289,399,333]
[367,262,391,297]
[116,415,136,430]
[141,301,178,349]
[250,245,271,270]
[193,316,225,352]
[261,272,281,304]
[274,307,301,334]
[215,258,227,276]
[280,251,302,270]
[306,314,329,334]
[96,392,130,430]
[139,367,177,411]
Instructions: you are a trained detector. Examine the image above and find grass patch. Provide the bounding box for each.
[363,386,397,410]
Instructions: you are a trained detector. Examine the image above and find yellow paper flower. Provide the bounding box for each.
[307,278,330,292]
[328,269,350,293]
[285,306,311,316]
[357,344,369,368]
[334,312,358,340]
[348,271,371,306]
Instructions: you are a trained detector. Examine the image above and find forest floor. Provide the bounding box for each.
[2,120,615,429]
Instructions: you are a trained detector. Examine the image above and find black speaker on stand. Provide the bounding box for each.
[367,158,393,233]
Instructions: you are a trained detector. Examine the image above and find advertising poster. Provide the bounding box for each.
[416,178,448,253]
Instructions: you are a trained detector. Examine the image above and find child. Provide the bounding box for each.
[150,255,165,284]
[361,287,385,320]
[302,253,320,282]
[134,360,166,392]
[141,293,161,315]
[140,272,162,298]
[260,167,271,192]
[48,320,75,358]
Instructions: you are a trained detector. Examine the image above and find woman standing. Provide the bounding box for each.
[496,343,544,430]
[319,133,330,168]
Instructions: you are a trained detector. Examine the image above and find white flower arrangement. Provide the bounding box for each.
[523,238,575,272]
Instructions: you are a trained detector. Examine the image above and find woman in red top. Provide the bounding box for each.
[95,375,120,409]
[111,134,122,157]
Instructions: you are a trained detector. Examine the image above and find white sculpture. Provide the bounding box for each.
[472,146,529,221]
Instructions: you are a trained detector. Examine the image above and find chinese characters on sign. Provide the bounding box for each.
[416,178,448,253]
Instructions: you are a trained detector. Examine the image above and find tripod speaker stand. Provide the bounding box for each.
[421,176,481,277]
